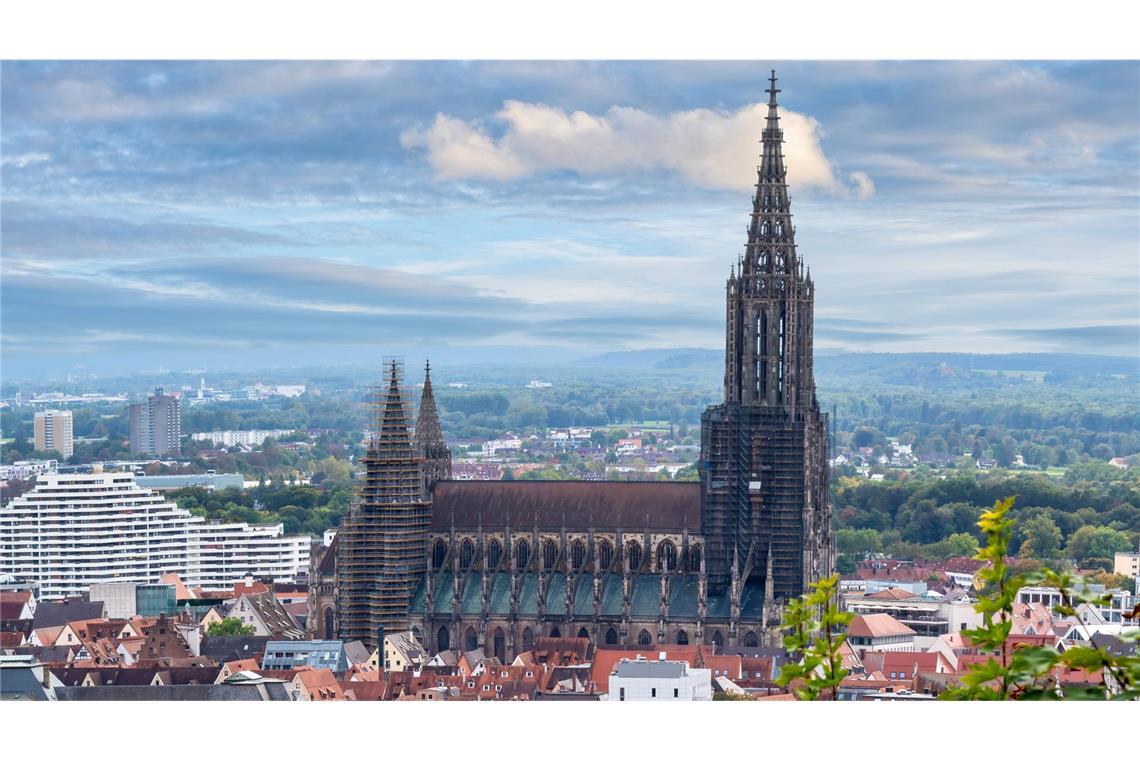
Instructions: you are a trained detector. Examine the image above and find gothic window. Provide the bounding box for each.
[597,540,614,570]
[775,252,786,273]
[549,627,561,639]
[605,627,618,645]
[744,631,760,648]
[323,608,335,639]
[493,628,505,662]
[688,544,702,571]
[676,630,689,645]
[761,221,769,235]
[431,539,448,570]
[486,539,502,570]
[436,626,450,653]
[571,539,586,570]
[577,627,589,640]
[711,630,724,649]
[656,540,677,572]
[626,541,642,571]
[775,221,783,236]
[464,627,478,652]
[542,539,558,570]
[459,539,475,571]
[515,540,530,570]
[522,627,534,651]
[638,629,652,647]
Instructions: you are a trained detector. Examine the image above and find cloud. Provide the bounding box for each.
[988,325,1140,355]
[401,100,872,196]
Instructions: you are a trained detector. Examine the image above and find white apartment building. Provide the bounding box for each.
[191,429,295,447]
[607,656,712,701]
[34,410,73,458]
[0,472,309,599]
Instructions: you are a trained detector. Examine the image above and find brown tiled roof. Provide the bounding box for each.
[864,587,920,601]
[848,614,916,639]
[429,480,700,530]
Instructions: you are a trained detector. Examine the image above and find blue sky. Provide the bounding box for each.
[2,61,1137,380]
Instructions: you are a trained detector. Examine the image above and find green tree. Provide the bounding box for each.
[946,532,980,557]
[1019,514,1063,559]
[207,618,256,636]
[775,574,853,701]
[1067,525,1133,563]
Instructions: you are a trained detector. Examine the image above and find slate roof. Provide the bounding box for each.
[55,683,291,700]
[31,600,104,630]
[429,480,700,530]
[200,635,273,662]
[237,592,304,640]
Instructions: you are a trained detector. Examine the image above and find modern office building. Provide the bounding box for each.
[0,472,310,599]
[129,387,182,456]
[607,656,712,701]
[33,410,73,458]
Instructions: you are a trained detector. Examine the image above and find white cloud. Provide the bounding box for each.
[401,100,872,197]
[1,152,50,168]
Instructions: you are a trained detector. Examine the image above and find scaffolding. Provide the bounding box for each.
[337,358,430,648]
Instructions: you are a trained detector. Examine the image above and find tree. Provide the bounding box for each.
[1066,525,1132,563]
[946,532,980,557]
[207,618,255,636]
[775,574,853,701]
[1019,514,1063,559]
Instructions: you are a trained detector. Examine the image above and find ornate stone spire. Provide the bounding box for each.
[415,359,451,495]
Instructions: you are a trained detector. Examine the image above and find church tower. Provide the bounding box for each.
[700,72,834,600]
[337,359,430,647]
[415,360,451,496]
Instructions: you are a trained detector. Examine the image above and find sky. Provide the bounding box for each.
[2,60,1138,380]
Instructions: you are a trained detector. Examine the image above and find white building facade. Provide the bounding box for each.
[0,473,309,599]
[190,429,295,447]
[607,657,712,701]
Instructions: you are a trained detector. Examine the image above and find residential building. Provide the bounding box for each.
[847,613,916,657]
[135,473,244,492]
[382,630,428,672]
[33,410,73,458]
[1,472,309,599]
[262,639,347,671]
[227,592,305,640]
[1114,548,1139,580]
[607,655,712,701]
[129,387,181,456]
[190,429,295,447]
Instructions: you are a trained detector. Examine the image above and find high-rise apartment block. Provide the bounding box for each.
[1,472,310,599]
[33,409,73,458]
[130,387,182,456]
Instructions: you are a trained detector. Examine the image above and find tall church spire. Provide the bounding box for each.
[415,359,451,495]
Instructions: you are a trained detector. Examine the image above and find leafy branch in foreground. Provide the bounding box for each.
[775,573,853,701]
[940,497,1140,700]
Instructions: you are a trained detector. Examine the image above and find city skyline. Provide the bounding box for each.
[2,61,1138,380]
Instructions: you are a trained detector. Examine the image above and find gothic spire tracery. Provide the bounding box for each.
[415,359,451,495]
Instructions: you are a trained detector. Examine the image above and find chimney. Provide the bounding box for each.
[658,651,667,661]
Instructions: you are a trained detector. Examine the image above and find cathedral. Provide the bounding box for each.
[307,72,834,657]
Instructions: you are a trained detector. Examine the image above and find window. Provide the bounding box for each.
[676,630,688,645]
[619,687,625,702]
[651,688,657,698]
[673,688,679,698]
[542,539,558,570]
[656,540,676,572]
[605,627,618,645]
[459,539,475,570]
[571,539,586,570]
[486,539,502,569]
[638,629,652,647]
[431,539,448,570]
[515,541,530,570]
[597,540,614,570]
[626,541,642,571]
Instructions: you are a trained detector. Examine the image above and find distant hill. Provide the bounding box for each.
[579,349,1138,383]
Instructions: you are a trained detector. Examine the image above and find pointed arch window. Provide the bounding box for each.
[605,627,619,645]
[744,631,760,648]
[431,540,448,570]
[436,626,450,653]
[577,627,590,640]
[711,630,724,649]
[464,627,478,652]
[542,539,558,570]
[515,540,530,570]
[626,541,642,572]
[656,540,677,572]
[486,539,502,570]
[493,628,506,662]
[521,627,534,652]
[676,630,689,645]
[597,540,614,571]
[549,626,561,639]
[458,539,475,570]
[638,629,652,647]
[571,539,586,570]
[688,544,702,572]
